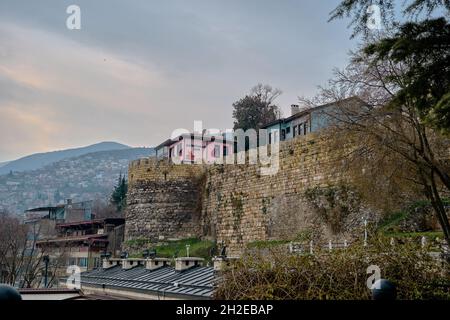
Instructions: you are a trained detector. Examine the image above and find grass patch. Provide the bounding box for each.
[383,231,444,240]
[378,198,450,234]
[131,238,215,261]
[247,239,291,249]
[378,210,409,232]
[125,237,151,247]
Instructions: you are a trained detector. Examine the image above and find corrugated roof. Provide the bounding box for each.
[79,265,216,299]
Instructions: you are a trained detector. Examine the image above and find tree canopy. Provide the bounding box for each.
[232,84,282,130]
[110,173,128,212]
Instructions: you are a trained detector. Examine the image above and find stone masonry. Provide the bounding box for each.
[126,134,374,255]
[126,158,205,242]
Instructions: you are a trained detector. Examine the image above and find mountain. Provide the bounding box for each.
[0,161,10,168]
[0,147,155,214]
[0,142,130,175]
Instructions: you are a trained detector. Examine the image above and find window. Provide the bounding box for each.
[68,258,76,266]
[293,126,297,137]
[281,129,286,140]
[223,145,229,156]
[78,258,87,267]
[286,126,291,134]
[304,121,309,134]
[213,145,220,158]
[268,133,272,144]
[298,124,303,135]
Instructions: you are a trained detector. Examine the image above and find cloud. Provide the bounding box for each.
[0,0,356,161]
[0,22,170,159]
[0,104,61,158]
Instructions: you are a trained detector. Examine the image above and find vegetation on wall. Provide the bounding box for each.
[304,185,361,234]
[230,193,244,230]
[378,199,449,237]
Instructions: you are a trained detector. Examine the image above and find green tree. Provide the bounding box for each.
[330,1,450,134]
[232,83,282,130]
[110,173,128,212]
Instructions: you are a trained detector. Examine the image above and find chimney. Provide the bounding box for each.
[122,258,145,270]
[291,104,300,116]
[212,256,227,272]
[145,258,171,271]
[212,256,238,272]
[102,258,121,269]
[175,257,204,272]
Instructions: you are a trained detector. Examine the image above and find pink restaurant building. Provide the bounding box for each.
[155,133,234,164]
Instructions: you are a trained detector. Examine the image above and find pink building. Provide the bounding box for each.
[155,133,234,164]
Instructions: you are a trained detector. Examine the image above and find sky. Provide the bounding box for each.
[0,0,357,162]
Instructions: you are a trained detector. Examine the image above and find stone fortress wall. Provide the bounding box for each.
[126,134,371,255]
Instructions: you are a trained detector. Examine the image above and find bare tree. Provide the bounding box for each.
[0,212,68,288]
[301,45,450,242]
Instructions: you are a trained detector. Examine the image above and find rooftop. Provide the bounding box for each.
[56,217,124,228]
[261,96,365,129]
[77,264,216,299]
[36,233,108,244]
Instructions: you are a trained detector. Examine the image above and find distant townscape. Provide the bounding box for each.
[0,143,154,214]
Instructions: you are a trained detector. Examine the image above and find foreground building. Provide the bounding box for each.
[67,256,216,300]
[37,218,125,272]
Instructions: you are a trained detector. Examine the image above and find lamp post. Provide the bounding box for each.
[43,255,50,288]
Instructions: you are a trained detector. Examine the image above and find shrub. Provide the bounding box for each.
[214,236,449,300]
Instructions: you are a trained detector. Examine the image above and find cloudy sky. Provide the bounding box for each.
[0,0,357,162]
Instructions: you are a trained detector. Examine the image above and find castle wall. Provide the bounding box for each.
[126,158,205,242]
[200,134,357,255]
[126,135,371,255]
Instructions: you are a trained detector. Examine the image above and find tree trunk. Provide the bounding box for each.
[429,171,450,244]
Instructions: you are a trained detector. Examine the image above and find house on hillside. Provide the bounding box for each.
[24,199,94,224]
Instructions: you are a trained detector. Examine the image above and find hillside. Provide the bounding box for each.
[0,141,130,175]
[0,161,10,168]
[0,147,154,214]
